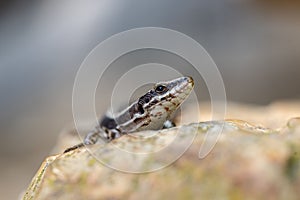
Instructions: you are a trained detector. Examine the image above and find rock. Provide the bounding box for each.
[22,102,300,200]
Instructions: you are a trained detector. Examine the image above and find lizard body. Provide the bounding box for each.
[64,76,194,153]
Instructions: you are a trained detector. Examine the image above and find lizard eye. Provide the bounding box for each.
[155,85,167,93]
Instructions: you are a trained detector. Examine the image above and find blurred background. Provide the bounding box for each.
[0,0,300,199]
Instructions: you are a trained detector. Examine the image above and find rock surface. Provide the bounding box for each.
[22,101,300,200]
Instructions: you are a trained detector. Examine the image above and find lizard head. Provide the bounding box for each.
[139,76,194,109]
[133,76,194,130]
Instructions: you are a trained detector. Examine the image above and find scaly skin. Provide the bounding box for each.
[64,76,194,153]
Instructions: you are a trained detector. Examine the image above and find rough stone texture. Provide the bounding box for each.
[22,101,300,200]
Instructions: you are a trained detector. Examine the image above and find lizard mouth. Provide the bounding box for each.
[176,76,194,93]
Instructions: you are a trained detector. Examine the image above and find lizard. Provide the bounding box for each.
[64,76,194,153]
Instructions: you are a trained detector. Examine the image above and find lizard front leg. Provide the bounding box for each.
[162,120,176,129]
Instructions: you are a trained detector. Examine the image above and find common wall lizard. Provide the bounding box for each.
[64,76,194,153]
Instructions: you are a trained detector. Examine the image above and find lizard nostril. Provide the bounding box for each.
[186,76,194,86]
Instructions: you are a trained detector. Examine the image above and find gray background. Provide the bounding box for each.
[0,0,299,199]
